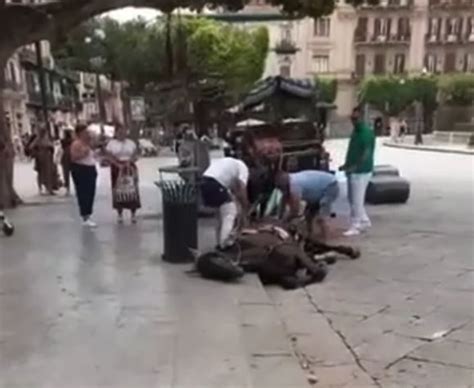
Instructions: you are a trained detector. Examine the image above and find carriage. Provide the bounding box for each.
[225,76,334,213]
[225,76,332,171]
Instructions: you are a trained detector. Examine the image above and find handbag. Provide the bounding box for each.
[115,166,138,204]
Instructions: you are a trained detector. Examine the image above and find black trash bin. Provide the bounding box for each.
[159,181,198,263]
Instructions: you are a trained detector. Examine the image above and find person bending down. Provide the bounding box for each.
[201,157,249,249]
[275,170,339,242]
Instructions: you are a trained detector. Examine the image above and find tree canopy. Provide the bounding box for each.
[438,73,474,106]
[359,75,439,117]
[0,0,369,61]
[52,16,269,98]
[316,78,338,104]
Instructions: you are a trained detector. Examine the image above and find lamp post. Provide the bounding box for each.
[90,56,106,136]
[85,29,106,136]
[34,41,51,135]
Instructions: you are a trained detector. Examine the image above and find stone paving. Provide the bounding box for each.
[1,140,473,387]
[268,140,474,387]
[0,152,309,388]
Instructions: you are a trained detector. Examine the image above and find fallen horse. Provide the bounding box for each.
[194,222,360,289]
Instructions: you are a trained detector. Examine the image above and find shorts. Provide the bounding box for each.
[201,176,232,208]
[305,181,339,220]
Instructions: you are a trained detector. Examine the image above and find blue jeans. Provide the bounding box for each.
[71,163,97,219]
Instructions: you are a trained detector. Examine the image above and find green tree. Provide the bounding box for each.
[53,17,268,99]
[438,73,474,106]
[411,75,438,139]
[359,75,416,117]
[316,78,338,104]
[360,75,439,143]
[186,18,268,97]
[54,17,166,92]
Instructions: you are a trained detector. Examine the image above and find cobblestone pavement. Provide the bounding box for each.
[1,141,473,387]
[268,140,474,387]
[1,151,310,388]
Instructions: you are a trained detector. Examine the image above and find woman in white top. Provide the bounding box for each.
[105,124,141,224]
[70,124,98,228]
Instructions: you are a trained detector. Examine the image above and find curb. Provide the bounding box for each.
[383,142,474,156]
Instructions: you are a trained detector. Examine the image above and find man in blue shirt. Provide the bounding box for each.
[275,170,339,241]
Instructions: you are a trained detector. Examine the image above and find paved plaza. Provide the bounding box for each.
[0,139,473,387]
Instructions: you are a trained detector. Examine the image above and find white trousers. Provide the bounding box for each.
[347,173,372,230]
[216,201,238,248]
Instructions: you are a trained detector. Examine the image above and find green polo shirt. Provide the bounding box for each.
[345,121,375,173]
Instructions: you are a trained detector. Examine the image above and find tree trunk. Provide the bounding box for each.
[414,101,424,145]
[165,12,174,78]
[0,55,22,209]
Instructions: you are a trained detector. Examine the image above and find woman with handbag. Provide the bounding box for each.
[105,124,141,224]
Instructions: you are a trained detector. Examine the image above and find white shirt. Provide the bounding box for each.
[204,157,249,189]
[106,139,137,161]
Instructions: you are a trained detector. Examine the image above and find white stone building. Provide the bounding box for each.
[218,0,474,117]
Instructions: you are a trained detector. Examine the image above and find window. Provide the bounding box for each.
[425,53,438,73]
[314,18,331,37]
[397,17,410,40]
[444,52,456,72]
[464,53,474,72]
[394,54,406,74]
[446,18,462,39]
[374,18,391,39]
[281,23,292,41]
[468,17,473,37]
[374,18,381,37]
[373,53,386,74]
[280,65,291,77]
[313,55,329,73]
[355,54,366,77]
[428,18,442,41]
[9,62,17,83]
[355,17,368,42]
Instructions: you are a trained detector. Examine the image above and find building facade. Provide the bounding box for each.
[219,0,474,117]
[3,52,29,138]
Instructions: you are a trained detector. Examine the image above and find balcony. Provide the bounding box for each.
[355,33,411,45]
[361,0,414,9]
[273,40,299,55]
[429,0,474,9]
[425,32,472,45]
[354,32,368,43]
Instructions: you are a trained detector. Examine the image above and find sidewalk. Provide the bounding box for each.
[383,135,474,155]
[2,146,474,387]
[1,158,309,388]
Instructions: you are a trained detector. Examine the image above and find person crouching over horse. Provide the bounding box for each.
[201,157,250,250]
[275,170,339,242]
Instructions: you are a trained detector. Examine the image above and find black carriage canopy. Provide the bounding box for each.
[241,76,317,110]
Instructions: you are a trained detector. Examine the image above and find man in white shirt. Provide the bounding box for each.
[201,157,249,249]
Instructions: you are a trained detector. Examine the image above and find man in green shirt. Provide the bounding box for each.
[340,107,376,236]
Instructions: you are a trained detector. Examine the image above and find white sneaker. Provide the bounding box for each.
[343,227,360,237]
[82,219,97,228]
